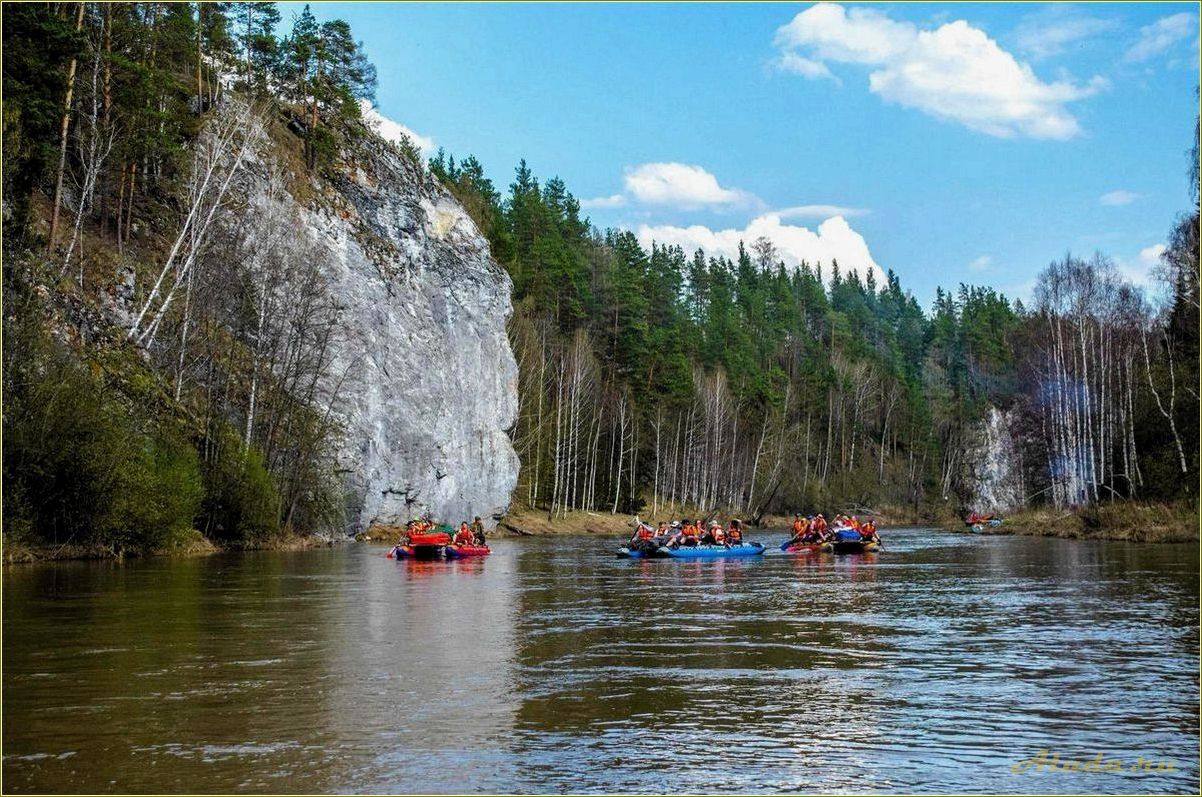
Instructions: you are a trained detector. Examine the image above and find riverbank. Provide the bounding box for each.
[494,502,950,537]
[1,530,342,565]
[942,502,1199,543]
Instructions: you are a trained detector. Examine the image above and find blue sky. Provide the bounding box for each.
[285,2,1199,307]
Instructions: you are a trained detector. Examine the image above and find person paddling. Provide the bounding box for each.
[471,516,487,545]
[728,519,744,545]
[788,514,809,545]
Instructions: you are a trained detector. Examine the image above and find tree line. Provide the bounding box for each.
[430,133,1199,521]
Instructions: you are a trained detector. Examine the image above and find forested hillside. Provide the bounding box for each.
[2,3,1197,559]
[3,2,381,554]
[430,135,1199,522]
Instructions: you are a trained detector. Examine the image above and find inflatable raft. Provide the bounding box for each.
[830,529,881,555]
[444,544,491,558]
[780,540,832,554]
[652,542,765,559]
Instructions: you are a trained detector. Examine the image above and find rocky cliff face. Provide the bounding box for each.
[251,133,519,533]
[962,405,1025,513]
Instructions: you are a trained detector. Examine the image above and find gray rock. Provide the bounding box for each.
[251,136,518,533]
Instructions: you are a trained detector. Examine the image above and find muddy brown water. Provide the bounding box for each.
[3,528,1198,794]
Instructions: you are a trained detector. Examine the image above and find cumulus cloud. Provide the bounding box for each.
[623,162,753,208]
[359,100,436,155]
[636,213,886,286]
[773,3,1105,140]
[1014,7,1116,61]
[775,52,839,82]
[1124,13,1198,62]
[580,194,626,209]
[1116,243,1167,287]
[968,255,993,272]
[1099,189,1141,206]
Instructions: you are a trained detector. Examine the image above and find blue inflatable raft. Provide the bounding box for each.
[652,542,765,559]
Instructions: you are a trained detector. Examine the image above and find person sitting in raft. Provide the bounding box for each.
[788,514,809,544]
[727,519,744,544]
[453,522,475,547]
[630,522,655,544]
[966,510,995,525]
[811,514,829,539]
[859,519,879,542]
[849,515,862,532]
[679,520,700,547]
[471,516,487,545]
[656,521,670,538]
[699,521,723,545]
[713,522,728,545]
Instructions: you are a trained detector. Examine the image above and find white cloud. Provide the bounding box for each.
[636,213,886,287]
[623,162,753,208]
[775,52,839,82]
[1099,189,1142,206]
[580,194,626,209]
[1124,13,1198,62]
[773,3,1105,140]
[776,204,869,219]
[1014,7,1116,61]
[968,255,993,272]
[1117,243,1167,287]
[359,100,436,155]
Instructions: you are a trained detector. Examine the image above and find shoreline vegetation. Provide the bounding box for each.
[942,502,1200,544]
[2,531,340,565]
[6,499,1196,564]
[2,6,1198,568]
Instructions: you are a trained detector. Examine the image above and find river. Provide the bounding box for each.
[3,528,1197,794]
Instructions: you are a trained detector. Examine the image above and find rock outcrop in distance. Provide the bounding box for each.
[245,128,519,533]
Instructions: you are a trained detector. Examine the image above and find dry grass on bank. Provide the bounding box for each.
[942,502,1199,543]
[495,505,638,537]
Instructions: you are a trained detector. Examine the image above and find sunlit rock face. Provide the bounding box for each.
[963,405,1025,513]
[258,134,519,533]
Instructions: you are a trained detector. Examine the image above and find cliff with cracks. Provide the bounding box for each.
[296,132,519,532]
[4,82,518,555]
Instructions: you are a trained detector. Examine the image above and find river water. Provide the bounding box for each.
[3,528,1198,794]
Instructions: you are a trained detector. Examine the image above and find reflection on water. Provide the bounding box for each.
[3,530,1198,794]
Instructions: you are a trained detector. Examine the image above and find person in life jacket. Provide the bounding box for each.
[788,514,807,545]
[471,516,487,545]
[727,519,744,544]
[789,514,809,544]
[453,522,474,546]
[859,519,879,541]
[849,516,862,532]
[680,520,700,546]
[656,521,669,538]
[631,522,655,543]
[700,521,721,545]
[811,514,828,539]
[713,523,728,545]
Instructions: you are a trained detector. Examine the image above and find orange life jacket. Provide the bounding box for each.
[637,526,653,540]
[728,527,742,543]
[454,526,473,545]
[792,519,805,534]
[682,524,698,538]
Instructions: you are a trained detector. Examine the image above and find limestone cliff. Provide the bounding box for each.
[250,130,519,533]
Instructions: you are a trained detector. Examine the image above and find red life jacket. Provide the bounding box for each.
[637,526,653,540]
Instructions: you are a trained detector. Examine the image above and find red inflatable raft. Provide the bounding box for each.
[444,544,491,559]
[387,531,451,560]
